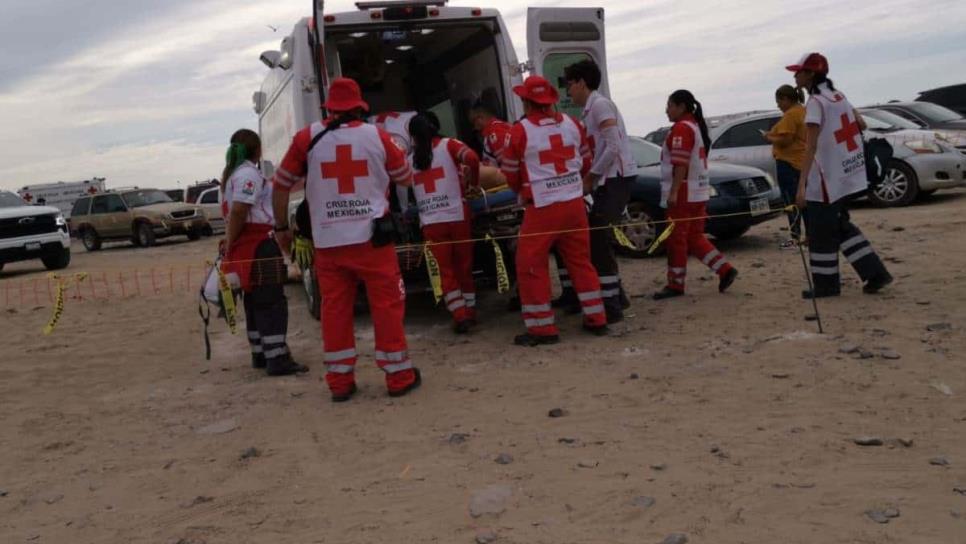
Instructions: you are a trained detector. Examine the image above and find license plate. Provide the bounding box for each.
[750,198,770,217]
[26,242,41,251]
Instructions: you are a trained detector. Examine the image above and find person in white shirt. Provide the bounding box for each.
[558,59,637,323]
[788,52,892,298]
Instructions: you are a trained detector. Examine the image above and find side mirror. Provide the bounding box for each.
[259,50,281,68]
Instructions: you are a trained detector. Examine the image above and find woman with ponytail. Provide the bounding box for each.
[222,128,306,376]
[408,112,481,333]
[765,84,808,247]
[653,90,738,300]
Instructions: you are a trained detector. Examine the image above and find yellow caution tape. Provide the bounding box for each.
[214,261,237,334]
[647,221,676,255]
[43,273,87,335]
[486,234,510,294]
[613,226,637,250]
[423,243,443,303]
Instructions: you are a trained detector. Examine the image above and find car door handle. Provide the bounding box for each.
[711,155,728,161]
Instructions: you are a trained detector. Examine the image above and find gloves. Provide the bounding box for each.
[292,235,314,269]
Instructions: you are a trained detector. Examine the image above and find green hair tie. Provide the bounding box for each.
[225,143,249,174]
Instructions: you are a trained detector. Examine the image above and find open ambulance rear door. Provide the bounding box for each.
[312,0,329,110]
[526,7,608,118]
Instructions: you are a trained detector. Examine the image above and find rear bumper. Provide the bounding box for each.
[0,230,70,263]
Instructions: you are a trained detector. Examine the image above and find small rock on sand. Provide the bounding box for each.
[853,437,884,446]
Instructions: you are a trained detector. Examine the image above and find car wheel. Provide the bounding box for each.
[187,229,202,241]
[302,264,321,320]
[868,161,919,207]
[82,228,102,251]
[618,201,665,258]
[41,248,71,270]
[711,226,750,241]
[136,222,156,247]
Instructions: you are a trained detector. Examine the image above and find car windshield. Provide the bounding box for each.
[630,137,662,167]
[860,114,897,132]
[122,190,173,208]
[905,102,963,123]
[862,109,921,130]
[0,191,27,208]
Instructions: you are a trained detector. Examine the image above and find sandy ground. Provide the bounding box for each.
[2,191,966,544]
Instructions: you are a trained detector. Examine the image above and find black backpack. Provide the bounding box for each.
[864,137,893,190]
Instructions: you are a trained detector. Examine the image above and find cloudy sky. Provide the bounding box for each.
[1,0,963,192]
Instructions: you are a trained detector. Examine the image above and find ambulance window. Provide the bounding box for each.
[542,52,592,119]
[71,197,91,217]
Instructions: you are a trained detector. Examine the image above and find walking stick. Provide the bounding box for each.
[791,206,824,334]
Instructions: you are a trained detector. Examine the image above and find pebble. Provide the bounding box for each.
[475,529,498,543]
[927,322,952,332]
[650,463,667,471]
[558,437,578,445]
[854,350,875,360]
[548,408,567,418]
[43,493,64,505]
[853,437,884,446]
[577,460,599,469]
[469,485,512,518]
[930,382,954,396]
[660,533,688,544]
[184,496,214,508]
[915,300,931,306]
[629,373,640,380]
[771,373,790,379]
[894,438,914,448]
[865,508,900,524]
[239,447,261,460]
[880,349,902,360]
[448,433,470,445]
[839,343,860,354]
[196,419,239,435]
[892,226,905,232]
[0,490,7,497]
[929,456,950,466]
[954,486,966,496]
[631,496,656,508]
[494,453,514,465]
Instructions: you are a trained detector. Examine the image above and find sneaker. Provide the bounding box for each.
[583,323,609,336]
[388,368,422,398]
[619,289,631,310]
[652,287,684,301]
[266,359,310,377]
[779,239,798,250]
[801,288,840,299]
[331,383,358,403]
[251,353,266,369]
[718,268,739,293]
[863,272,894,294]
[513,333,560,347]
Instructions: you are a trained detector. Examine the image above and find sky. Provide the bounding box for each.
[1,0,964,192]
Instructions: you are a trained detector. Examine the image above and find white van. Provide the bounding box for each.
[254,0,611,178]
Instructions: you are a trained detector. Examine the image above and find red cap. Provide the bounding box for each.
[786,52,829,74]
[512,75,559,106]
[323,78,370,113]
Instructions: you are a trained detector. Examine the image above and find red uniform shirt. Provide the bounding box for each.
[500,111,592,203]
[272,119,412,193]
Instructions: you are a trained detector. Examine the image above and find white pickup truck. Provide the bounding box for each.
[0,190,71,272]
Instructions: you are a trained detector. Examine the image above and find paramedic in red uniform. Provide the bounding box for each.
[469,99,513,168]
[501,75,608,346]
[653,90,739,300]
[408,112,481,332]
[788,53,892,298]
[221,129,306,376]
[271,78,421,402]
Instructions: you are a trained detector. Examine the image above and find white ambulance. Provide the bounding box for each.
[253,0,610,179]
[18,178,106,219]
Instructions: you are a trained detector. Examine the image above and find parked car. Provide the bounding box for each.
[917,84,966,117]
[69,188,208,250]
[617,137,784,257]
[702,110,966,207]
[0,190,71,272]
[868,101,966,153]
[196,186,226,235]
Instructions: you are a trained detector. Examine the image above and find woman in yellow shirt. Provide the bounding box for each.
[765,85,807,248]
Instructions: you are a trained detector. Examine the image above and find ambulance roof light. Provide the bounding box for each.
[355,1,448,10]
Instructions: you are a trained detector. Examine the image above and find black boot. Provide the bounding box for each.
[582,323,609,336]
[801,288,840,299]
[331,383,358,403]
[388,368,422,398]
[453,320,472,334]
[266,357,309,377]
[251,353,266,369]
[619,287,631,310]
[863,272,893,294]
[652,287,684,301]
[513,333,560,347]
[719,268,738,293]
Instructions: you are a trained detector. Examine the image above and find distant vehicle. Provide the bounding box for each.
[165,181,219,204]
[916,84,966,117]
[164,189,186,202]
[0,190,71,272]
[69,189,208,250]
[696,110,965,207]
[868,101,966,153]
[17,178,106,219]
[616,137,783,257]
[196,186,226,235]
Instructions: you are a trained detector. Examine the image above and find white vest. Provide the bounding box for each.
[521,116,584,208]
[412,139,466,226]
[806,88,866,203]
[660,121,711,206]
[305,122,392,249]
[582,91,637,180]
[369,111,418,154]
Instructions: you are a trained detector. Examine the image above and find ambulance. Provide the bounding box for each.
[18,178,106,219]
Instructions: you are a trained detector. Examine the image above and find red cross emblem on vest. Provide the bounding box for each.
[321,145,368,194]
[699,146,708,168]
[834,113,861,152]
[414,167,445,194]
[538,134,576,175]
[22,193,33,202]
